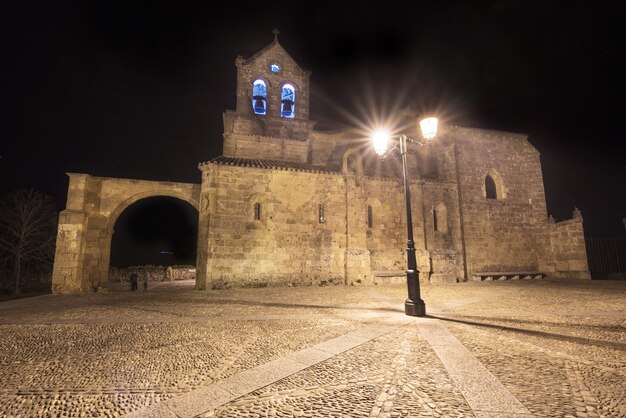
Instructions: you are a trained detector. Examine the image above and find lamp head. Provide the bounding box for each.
[420,117,438,140]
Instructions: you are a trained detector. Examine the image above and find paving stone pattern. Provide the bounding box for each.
[0,284,364,417]
[201,325,474,417]
[444,319,625,418]
[0,280,624,417]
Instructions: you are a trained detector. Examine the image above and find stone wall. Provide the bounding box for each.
[197,163,351,289]
[451,127,550,275]
[309,131,348,169]
[221,122,310,163]
[52,173,93,293]
[363,178,409,273]
[53,125,592,294]
[548,210,591,279]
[420,178,464,282]
[194,157,468,289]
[52,209,87,293]
[108,265,196,283]
[362,177,433,280]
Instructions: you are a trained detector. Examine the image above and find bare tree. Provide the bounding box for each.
[0,189,57,294]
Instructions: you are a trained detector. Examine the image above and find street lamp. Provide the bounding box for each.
[372,117,438,317]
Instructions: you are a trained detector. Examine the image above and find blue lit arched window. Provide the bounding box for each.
[252,79,267,115]
[281,83,295,118]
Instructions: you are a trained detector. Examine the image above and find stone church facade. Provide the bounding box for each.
[51,37,590,293]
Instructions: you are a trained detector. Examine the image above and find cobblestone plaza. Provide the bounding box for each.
[1,279,624,417]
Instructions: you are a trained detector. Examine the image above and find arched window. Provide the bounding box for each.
[485,175,497,199]
[342,147,364,176]
[252,80,267,115]
[433,209,438,232]
[253,202,261,220]
[281,83,295,118]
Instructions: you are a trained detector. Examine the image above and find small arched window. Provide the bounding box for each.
[252,80,267,115]
[253,202,261,220]
[433,209,438,232]
[485,175,497,199]
[281,83,295,118]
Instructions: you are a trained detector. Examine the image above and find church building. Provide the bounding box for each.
[51,35,590,293]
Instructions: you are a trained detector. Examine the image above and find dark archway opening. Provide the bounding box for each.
[110,197,198,288]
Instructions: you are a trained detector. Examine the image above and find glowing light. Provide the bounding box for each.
[270,63,280,73]
[420,117,438,140]
[252,79,267,115]
[281,83,295,118]
[372,130,390,156]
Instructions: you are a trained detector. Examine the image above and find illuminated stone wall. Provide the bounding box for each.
[547,210,591,279]
[196,163,353,289]
[420,176,465,283]
[450,127,552,275]
[52,38,591,293]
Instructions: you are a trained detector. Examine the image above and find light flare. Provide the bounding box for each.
[372,130,390,156]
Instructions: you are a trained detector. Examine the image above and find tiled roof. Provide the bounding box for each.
[204,156,340,174]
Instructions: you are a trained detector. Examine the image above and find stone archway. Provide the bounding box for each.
[107,196,199,289]
[52,173,201,293]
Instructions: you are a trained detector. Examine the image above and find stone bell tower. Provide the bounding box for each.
[222,29,317,163]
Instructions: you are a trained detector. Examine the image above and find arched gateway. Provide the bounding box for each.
[51,173,201,293]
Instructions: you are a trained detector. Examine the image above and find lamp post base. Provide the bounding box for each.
[405,299,426,317]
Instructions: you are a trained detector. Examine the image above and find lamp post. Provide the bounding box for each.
[372,117,438,317]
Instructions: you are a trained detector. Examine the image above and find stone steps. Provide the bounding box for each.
[470,272,544,281]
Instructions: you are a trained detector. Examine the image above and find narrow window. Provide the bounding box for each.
[281,83,295,118]
[485,175,497,199]
[347,155,357,173]
[253,202,261,220]
[318,204,325,224]
[367,205,373,228]
[434,203,448,233]
[252,80,267,115]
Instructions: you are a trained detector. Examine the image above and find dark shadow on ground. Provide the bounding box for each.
[428,314,626,351]
[107,280,404,313]
[0,291,50,303]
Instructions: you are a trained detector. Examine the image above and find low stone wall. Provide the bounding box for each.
[108,265,196,283]
[548,209,591,279]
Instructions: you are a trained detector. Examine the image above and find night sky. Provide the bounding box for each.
[2,1,624,264]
